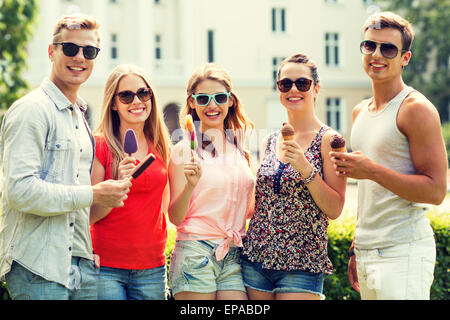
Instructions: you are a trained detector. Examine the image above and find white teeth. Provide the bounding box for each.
[69,67,83,71]
[206,112,219,116]
[371,64,385,67]
[129,108,145,114]
[288,97,302,101]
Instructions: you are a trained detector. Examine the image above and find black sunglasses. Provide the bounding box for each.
[277,77,313,93]
[53,42,100,60]
[360,40,406,59]
[115,88,152,104]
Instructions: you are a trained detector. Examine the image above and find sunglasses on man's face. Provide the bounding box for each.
[191,92,231,107]
[360,40,406,59]
[115,88,152,104]
[53,42,100,60]
[277,77,313,93]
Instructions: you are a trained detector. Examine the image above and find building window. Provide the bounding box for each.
[111,33,118,60]
[207,30,214,62]
[326,98,342,132]
[325,33,339,67]
[272,57,285,91]
[271,8,286,33]
[155,34,161,60]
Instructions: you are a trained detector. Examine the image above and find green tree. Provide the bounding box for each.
[375,0,450,122]
[0,0,39,112]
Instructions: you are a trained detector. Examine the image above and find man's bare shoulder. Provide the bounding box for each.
[398,91,441,134]
[400,91,440,120]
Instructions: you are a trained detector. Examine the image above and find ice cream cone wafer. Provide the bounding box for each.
[281,122,295,141]
[330,134,346,152]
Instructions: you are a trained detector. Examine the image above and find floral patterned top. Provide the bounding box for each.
[242,126,333,274]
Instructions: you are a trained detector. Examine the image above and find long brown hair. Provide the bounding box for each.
[181,63,254,165]
[94,64,171,179]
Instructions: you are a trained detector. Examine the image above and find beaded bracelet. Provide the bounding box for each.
[303,167,317,185]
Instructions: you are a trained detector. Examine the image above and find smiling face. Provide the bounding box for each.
[278,62,319,111]
[362,27,411,83]
[112,74,152,127]
[189,79,233,132]
[48,28,98,92]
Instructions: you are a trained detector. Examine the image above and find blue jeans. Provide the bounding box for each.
[5,257,98,300]
[97,265,167,300]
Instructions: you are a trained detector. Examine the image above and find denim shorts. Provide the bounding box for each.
[169,240,246,296]
[240,255,325,298]
[97,265,167,300]
[5,257,98,300]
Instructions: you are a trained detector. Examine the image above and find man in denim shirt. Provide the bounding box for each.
[0,13,132,300]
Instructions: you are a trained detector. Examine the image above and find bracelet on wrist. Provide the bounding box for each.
[303,167,317,185]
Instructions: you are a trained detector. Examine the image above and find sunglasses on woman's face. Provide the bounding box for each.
[53,42,100,60]
[191,92,231,107]
[115,88,152,104]
[277,77,313,93]
[360,40,406,59]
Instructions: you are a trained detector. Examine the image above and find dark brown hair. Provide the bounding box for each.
[277,53,319,85]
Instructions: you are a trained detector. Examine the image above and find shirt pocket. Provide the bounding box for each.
[41,138,71,183]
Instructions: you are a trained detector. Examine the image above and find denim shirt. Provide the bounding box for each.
[0,78,95,287]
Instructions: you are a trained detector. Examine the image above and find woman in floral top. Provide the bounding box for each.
[242,53,347,300]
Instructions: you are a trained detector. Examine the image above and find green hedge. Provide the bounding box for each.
[441,123,450,167]
[324,208,449,300]
[1,209,448,300]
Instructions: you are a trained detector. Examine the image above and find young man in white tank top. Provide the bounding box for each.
[330,12,447,300]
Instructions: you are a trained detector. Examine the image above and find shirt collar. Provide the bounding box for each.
[41,77,88,113]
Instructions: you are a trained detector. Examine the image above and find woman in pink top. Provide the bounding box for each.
[168,63,255,300]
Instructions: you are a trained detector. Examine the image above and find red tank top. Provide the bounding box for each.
[90,135,168,269]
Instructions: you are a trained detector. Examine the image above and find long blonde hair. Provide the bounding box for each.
[95,64,171,179]
[181,63,254,165]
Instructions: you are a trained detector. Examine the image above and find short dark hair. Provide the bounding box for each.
[363,11,414,52]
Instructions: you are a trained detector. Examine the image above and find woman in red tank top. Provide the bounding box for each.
[90,64,171,300]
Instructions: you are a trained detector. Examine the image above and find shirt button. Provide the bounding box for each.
[70,222,74,227]
[80,148,82,152]
[69,247,72,251]
[75,125,79,129]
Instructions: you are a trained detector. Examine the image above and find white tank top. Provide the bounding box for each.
[351,86,434,249]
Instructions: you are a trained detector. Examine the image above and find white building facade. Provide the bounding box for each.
[24,0,376,156]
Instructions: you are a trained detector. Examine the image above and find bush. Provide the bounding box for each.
[1,280,9,300]
[324,208,449,300]
[441,122,450,167]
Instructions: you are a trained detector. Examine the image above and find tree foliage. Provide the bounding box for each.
[0,0,38,111]
[375,0,450,122]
